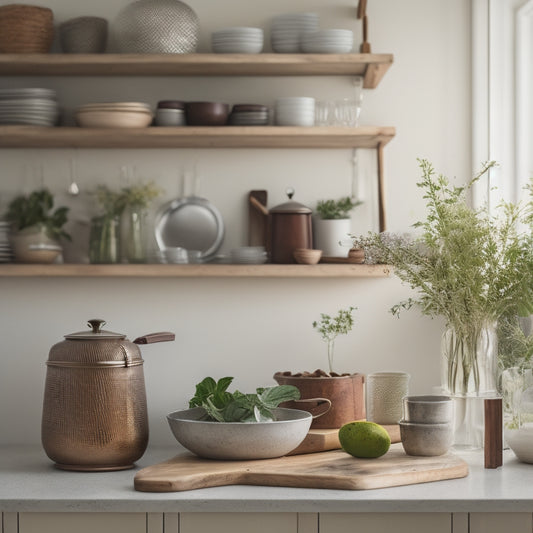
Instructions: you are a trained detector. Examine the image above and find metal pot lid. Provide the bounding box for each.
[270,187,312,214]
[64,319,126,340]
[154,195,224,261]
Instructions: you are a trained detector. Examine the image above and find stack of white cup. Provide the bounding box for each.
[275,96,315,126]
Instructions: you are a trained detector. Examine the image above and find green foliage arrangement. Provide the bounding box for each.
[315,196,362,220]
[313,306,356,373]
[94,181,162,217]
[352,159,533,390]
[189,376,300,423]
[5,188,70,241]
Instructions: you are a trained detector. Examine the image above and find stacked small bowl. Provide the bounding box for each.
[0,87,58,126]
[0,221,13,263]
[230,246,267,264]
[211,27,263,54]
[228,104,269,126]
[300,29,354,54]
[275,97,315,126]
[75,102,153,128]
[270,12,318,53]
[155,100,186,126]
[400,395,453,456]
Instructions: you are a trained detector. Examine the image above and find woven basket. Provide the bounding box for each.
[0,4,54,53]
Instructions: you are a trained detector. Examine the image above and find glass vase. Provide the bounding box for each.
[441,322,498,449]
[89,215,120,264]
[122,206,147,264]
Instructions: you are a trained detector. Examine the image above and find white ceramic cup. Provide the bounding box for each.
[365,371,410,424]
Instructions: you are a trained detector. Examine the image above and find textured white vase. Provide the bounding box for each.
[313,218,351,257]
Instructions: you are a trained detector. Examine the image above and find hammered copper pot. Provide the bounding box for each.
[41,319,174,471]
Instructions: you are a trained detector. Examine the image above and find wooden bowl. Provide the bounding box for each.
[185,102,229,126]
[293,248,322,265]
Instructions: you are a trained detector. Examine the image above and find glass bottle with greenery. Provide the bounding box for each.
[352,159,533,397]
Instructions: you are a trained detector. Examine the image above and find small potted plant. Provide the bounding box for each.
[314,196,362,257]
[274,306,365,429]
[5,188,70,263]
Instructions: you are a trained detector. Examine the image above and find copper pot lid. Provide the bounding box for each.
[64,319,126,340]
[270,187,312,214]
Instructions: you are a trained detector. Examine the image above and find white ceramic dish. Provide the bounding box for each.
[167,406,312,460]
[505,428,533,463]
[75,110,153,128]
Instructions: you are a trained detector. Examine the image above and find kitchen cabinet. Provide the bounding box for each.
[6,512,532,533]
[0,52,394,278]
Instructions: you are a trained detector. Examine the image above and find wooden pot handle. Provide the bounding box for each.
[287,398,332,419]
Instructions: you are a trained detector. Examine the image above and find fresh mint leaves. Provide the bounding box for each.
[189,376,300,422]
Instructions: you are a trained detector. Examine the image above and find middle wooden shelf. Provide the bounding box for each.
[0,125,395,149]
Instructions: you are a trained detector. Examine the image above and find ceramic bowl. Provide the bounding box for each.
[59,16,108,53]
[185,102,229,126]
[400,420,453,456]
[293,248,322,265]
[167,407,312,460]
[155,108,186,127]
[75,110,153,128]
[505,428,533,464]
[403,395,453,424]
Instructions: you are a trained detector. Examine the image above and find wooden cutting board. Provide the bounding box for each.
[134,444,468,492]
[289,425,400,455]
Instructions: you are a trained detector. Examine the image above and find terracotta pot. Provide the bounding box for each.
[273,372,365,429]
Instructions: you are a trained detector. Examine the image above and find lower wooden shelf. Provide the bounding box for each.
[0,263,391,278]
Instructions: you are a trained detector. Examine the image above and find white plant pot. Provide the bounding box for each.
[313,218,351,257]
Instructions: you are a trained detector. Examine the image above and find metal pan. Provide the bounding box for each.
[154,195,224,262]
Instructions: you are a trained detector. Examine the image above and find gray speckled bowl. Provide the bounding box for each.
[167,407,312,460]
[400,420,453,456]
[403,395,453,424]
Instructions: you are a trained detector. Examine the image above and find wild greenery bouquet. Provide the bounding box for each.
[315,196,362,220]
[352,159,533,394]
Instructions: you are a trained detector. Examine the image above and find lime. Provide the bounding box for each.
[338,421,391,458]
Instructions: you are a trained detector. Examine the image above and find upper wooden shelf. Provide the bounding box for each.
[0,53,393,88]
[0,263,391,278]
[0,125,395,149]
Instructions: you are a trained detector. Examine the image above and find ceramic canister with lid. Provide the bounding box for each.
[269,188,313,263]
[41,319,174,471]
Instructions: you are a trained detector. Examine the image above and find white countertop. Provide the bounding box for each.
[1,444,533,513]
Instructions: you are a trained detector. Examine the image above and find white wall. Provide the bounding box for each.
[0,0,471,447]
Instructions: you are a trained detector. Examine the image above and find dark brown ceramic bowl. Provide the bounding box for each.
[186,102,229,126]
[157,100,186,110]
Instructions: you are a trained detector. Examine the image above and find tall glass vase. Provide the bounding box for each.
[89,215,120,264]
[122,206,146,264]
[441,322,498,448]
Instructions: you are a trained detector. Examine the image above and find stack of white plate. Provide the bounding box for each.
[275,96,315,126]
[270,12,319,53]
[75,102,153,128]
[228,104,269,126]
[230,246,267,264]
[0,87,58,126]
[211,27,263,54]
[300,29,354,54]
[0,221,13,263]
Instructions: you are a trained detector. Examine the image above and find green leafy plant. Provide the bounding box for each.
[315,196,362,220]
[351,159,533,391]
[93,181,162,217]
[4,188,70,241]
[189,376,300,422]
[313,306,356,374]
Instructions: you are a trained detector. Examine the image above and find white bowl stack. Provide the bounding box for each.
[211,27,264,54]
[75,102,153,128]
[270,12,319,53]
[0,221,13,263]
[300,29,354,54]
[0,87,58,126]
[275,96,315,126]
[230,246,267,264]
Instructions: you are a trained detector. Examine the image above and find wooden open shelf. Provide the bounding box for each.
[0,53,393,88]
[0,125,395,149]
[0,263,391,278]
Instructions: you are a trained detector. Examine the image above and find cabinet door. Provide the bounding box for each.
[319,512,451,533]
[180,512,297,533]
[469,513,532,533]
[18,512,147,533]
